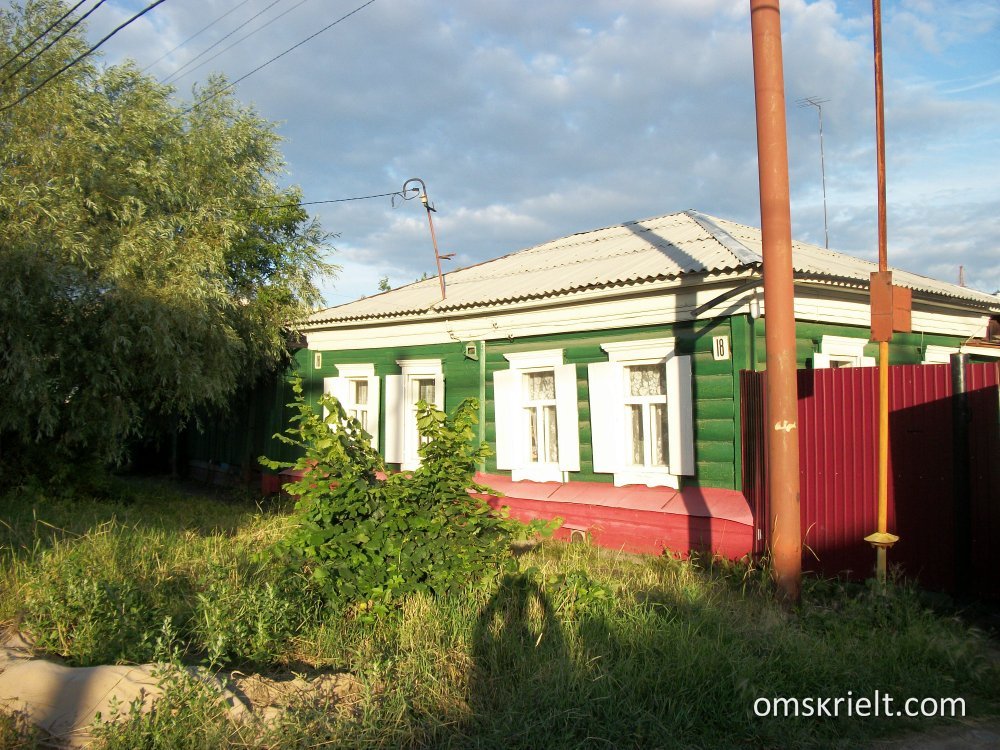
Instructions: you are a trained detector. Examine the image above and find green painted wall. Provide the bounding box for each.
[483,319,739,490]
[749,318,968,370]
[185,313,978,489]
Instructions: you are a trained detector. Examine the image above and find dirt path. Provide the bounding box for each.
[0,630,360,747]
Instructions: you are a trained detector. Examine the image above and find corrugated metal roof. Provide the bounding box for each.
[306,209,999,326]
[712,216,1000,306]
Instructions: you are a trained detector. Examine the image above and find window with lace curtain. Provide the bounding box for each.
[492,349,580,483]
[624,364,668,468]
[523,370,559,464]
[588,338,694,488]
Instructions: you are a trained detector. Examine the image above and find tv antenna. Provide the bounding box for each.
[798,96,830,248]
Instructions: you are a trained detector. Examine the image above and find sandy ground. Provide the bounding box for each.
[0,630,360,747]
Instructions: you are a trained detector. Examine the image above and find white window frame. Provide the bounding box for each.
[324,363,380,450]
[588,338,694,488]
[813,335,876,369]
[924,344,1000,364]
[922,344,959,365]
[493,349,580,483]
[385,359,444,470]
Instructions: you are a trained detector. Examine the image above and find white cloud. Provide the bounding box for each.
[3,0,997,299]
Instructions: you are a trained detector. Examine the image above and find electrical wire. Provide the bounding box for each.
[243,188,417,213]
[160,0,286,85]
[180,0,375,117]
[0,0,169,113]
[0,0,108,87]
[0,0,89,73]
[140,0,255,74]
[166,0,312,86]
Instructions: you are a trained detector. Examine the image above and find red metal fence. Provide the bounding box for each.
[741,362,1000,596]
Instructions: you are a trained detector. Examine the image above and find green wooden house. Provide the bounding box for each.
[193,210,1000,557]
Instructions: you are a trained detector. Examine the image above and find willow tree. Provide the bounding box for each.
[0,1,335,472]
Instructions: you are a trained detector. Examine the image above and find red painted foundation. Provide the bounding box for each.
[472,473,753,560]
[262,470,754,560]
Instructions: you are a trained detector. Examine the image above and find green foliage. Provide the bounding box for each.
[92,664,238,749]
[0,1,336,473]
[263,379,517,614]
[3,483,1000,747]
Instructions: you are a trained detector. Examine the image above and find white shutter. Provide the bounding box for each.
[434,373,445,409]
[666,355,695,476]
[322,377,349,423]
[384,375,404,464]
[554,363,580,472]
[366,375,380,450]
[492,369,521,470]
[587,361,622,474]
[812,353,832,369]
[860,356,876,367]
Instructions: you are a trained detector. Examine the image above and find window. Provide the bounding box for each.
[921,345,959,365]
[324,363,380,449]
[523,370,559,464]
[588,338,694,488]
[346,378,372,431]
[493,349,580,483]
[813,335,875,369]
[624,364,668,468]
[384,360,444,470]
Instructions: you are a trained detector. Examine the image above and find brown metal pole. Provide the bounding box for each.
[750,0,801,604]
[425,204,446,300]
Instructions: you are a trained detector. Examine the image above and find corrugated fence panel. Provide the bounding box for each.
[967,362,1000,597]
[798,367,879,578]
[743,362,1000,595]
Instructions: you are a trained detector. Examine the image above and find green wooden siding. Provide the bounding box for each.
[185,312,978,490]
[750,318,968,369]
[484,319,738,489]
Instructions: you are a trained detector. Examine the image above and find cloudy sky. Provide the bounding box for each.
[13,0,1000,303]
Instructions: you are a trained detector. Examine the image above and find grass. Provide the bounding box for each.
[1,476,998,749]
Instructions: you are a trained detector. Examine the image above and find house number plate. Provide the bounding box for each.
[712,336,730,361]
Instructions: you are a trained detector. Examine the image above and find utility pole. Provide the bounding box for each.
[797,96,830,248]
[402,178,451,300]
[864,0,907,582]
[750,0,802,605]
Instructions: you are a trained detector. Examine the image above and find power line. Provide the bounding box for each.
[0,0,108,88]
[160,0,287,85]
[166,0,312,86]
[0,0,169,114]
[140,0,255,74]
[180,0,375,117]
[245,188,417,212]
[0,0,89,74]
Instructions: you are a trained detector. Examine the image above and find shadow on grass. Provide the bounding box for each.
[467,574,573,747]
[0,474,287,559]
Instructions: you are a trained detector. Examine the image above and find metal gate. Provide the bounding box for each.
[741,362,1000,595]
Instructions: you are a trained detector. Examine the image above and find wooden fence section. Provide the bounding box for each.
[741,362,1000,596]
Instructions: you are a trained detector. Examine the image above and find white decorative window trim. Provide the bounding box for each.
[589,337,693,488]
[601,337,676,363]
[814,335,875,368]
[922,345,959,365]
[494,349,579,483]
[960,344,1000,359]
[324,363,380,450]
[335,362,375,378]
[503,349,564,370]
[386,359,444,470]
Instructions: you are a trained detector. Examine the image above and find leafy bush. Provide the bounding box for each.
[263,379,518,614]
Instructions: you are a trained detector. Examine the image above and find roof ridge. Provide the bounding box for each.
[685,210,762,266]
